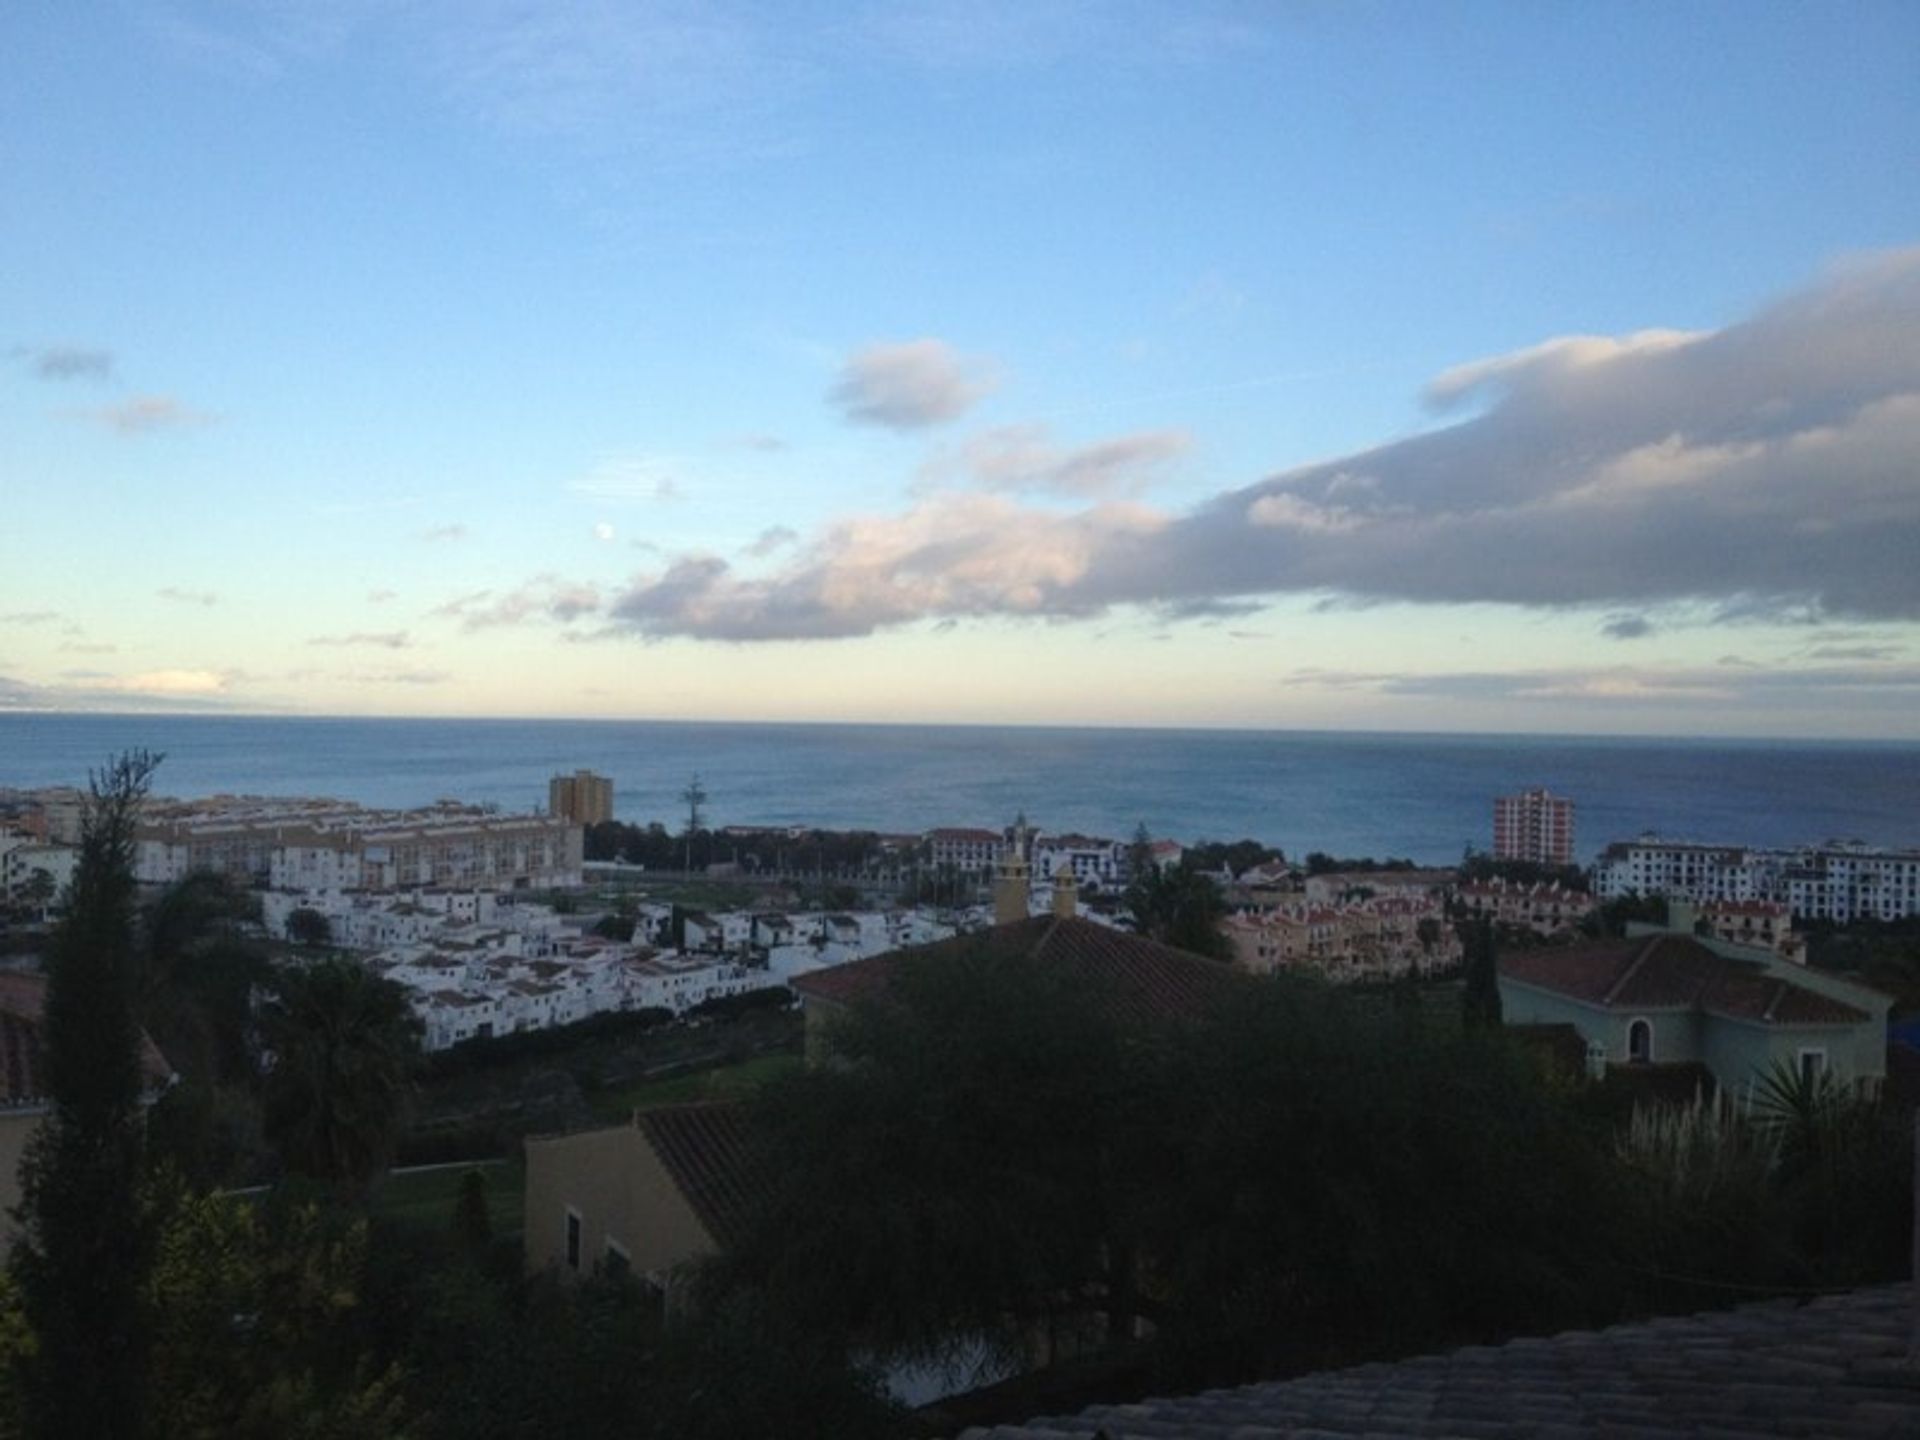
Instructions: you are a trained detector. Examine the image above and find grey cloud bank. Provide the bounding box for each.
[608,251,1920,642]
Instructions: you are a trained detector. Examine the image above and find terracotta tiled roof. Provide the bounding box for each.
[0,971,172,1103]
[962,1284,1920,1439]
[1499,936,1868,1026]
[790,916,1238,1028]
[634,1102,758,1250]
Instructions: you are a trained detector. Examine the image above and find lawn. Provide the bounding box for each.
[586,1051,802,1123]
[376,1158,526,1246]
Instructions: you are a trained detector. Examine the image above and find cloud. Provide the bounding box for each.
[736,432,786,452]
[569,458,684,504]
[367,588,398,604]
[340,669,451,686]
[93,395,212,434]
[611,493,1165,640]
[58,641,118,655]
[111,669,229,696]
[433,579,602,631]
[307,631,413,650]
[746,525,799,558]
[594,521,616,542]
[1,611,60,625]
[1801,643,1903,661]
[1601,614,1655,640]
[920,425,1190,498]
[157,587,218,607]
[592,248,1920,641]
[419,523,469,542]
[0,667,243,712]
[830,339,995,429]
[1290,660,1920,712]
[15,344,113,381]
[1422,330,1704,411]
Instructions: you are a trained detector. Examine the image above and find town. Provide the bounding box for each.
[3,776,1916,1057]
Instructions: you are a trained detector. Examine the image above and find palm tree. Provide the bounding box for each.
[258,959,422,1194]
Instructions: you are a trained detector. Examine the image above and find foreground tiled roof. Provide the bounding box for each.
[962,1285,1920,1439]
[0,971,172,1103]
[1500,935,1869,1026]
[790,917,1238,1027]
[634,1102,758,1250]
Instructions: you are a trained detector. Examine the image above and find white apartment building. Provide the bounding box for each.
[925,828,1005,875]
[1032,833,1127,890]
[1594,836,1920,923]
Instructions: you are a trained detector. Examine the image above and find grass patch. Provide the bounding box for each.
[586,1051,801,1123]
[376,1159,525,1246]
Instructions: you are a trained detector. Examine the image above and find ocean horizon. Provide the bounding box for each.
[3,712,1918,867]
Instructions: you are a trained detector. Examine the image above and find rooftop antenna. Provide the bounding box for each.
[682,775,708,874]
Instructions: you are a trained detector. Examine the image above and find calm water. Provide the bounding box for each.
[2,714,1917,865]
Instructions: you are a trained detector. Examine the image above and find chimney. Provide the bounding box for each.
[993,843,1031,926]
[1052,866,1078,920]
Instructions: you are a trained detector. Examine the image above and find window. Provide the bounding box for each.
[565,1208,582,1270]
[1627,1018,1653,1064]
[1798,1049,1827,1086]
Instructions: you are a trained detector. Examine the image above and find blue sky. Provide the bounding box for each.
[4,1,1919,735]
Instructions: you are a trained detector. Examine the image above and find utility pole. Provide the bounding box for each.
[682,775,708,875]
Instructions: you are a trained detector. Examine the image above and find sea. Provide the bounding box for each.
[2,714,1918,867]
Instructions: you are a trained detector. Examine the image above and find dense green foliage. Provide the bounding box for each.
[585,819,897,882]
[1125,827,1232,959]
[1301,851,1418,874]
[719,941,1636,1396]
[1458,852,1588,892]
[1805,915,1920,1013]
[1180,838,1284,876]
[712,936,1914,1405]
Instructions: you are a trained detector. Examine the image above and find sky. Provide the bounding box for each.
[3,1,1919,738]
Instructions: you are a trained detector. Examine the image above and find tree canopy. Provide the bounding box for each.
[719,940,1632,1395]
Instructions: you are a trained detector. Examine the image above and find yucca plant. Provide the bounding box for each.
[1615,1089,1790,1305]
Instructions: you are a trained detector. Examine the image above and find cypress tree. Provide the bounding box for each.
[10,751,161,1438]
[1461,914,1504,1028]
